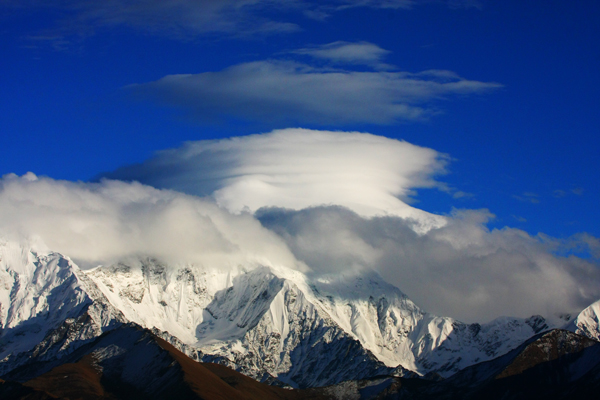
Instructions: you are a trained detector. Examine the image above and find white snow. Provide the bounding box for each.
[566,299,600,341]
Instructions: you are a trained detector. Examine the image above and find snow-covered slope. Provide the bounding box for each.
[303,271,549,377]
[85,260,390,387]
[0,241,125,374]
[0,241,92,360]
[566,299,600,341]
[0,239,558,386]
[84,254,549,382]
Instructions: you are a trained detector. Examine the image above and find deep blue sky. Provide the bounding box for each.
[1,0,599,239]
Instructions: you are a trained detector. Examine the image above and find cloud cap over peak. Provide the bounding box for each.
[103,129,449,232]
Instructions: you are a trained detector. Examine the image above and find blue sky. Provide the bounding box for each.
[1,0,599,240]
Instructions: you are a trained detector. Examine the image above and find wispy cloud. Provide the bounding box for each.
[513,214,527,222]
[452,190,474,199]
[292,41,394,69]
[571,187,584,196]
[513,192,540,204]
[129,60,501,124]
[330,0,415,11]
[336,0,482,10]
[553,189,567,198]
[4,0,301,42]
[4,0,483,43]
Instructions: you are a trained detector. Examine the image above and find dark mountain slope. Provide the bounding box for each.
[406,329,600,399]
[0,378,59,400]
[1,323,337,400]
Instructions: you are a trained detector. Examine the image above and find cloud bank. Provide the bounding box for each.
[0,172,300,270]
[257,206,600,322]
[3,130,599,323]
[103,128,448,232]
[130,61,501,124]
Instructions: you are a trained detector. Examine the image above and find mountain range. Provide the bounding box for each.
[2,239,600,398]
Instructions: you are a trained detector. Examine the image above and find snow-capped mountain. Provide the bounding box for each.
[0,239,589,388]
[82,254,550,382]
[0,241,126,376]
[84,259,391,387]
[567,298,600,341]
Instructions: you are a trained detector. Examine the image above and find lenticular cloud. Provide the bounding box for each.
[130,61,501,124]
[104,128,448,233]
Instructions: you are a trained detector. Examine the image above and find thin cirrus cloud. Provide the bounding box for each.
[129,59,502,125]
[4,0,300,41]
[513,192,540,204]
[315,0,482,13]
[3,0,481,41]
[335,0,482,9]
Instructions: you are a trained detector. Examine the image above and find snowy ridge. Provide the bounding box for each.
[0,241,127,375]
[0,241,92,361]
[567,299,600,341]
[85,260,390,387]
[196,269,390,387]
[82,253,551,380]
[84,258,233,345]
[299,271,550,376]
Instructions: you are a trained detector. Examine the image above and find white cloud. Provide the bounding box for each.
[257,206,600,323]
[103,128,448,232]
[130,61,501,124]
[0,173,301,270]
[292,41,393,69]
